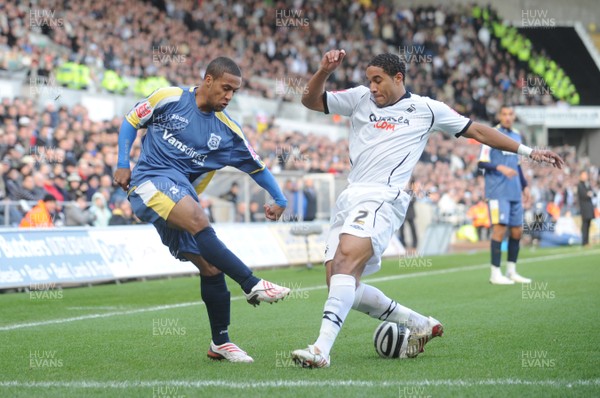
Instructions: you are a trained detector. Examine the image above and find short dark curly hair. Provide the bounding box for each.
[204,57,242,80]
[367,53,406,80]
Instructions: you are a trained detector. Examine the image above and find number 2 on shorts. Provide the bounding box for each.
[353,210,369,225]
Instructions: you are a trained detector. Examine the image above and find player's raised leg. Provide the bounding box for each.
[351,282,443,357]
[184,253,253,363]
[168,195,290,304]
[292,234,371,368]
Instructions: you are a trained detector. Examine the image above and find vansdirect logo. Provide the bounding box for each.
[162,130,207,166]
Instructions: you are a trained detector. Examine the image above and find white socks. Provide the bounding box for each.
[314,274,356,358]
[314,278,430,357]
[352,283,428,333]
[506,261,516,275]
[491,265,503,278]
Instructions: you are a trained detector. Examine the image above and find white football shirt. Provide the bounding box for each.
[325,86,472,189]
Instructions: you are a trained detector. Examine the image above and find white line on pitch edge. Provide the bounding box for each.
[1,249,597,332]
[0,379,598,389]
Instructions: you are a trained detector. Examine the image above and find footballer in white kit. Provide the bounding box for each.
[324,85,472,277]
[291,51,564,368]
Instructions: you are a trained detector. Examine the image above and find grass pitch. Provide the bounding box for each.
[1,246,599,397]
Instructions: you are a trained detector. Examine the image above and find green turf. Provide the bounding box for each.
[1,246,599,397]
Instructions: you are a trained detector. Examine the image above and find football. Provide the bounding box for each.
[373,321,411,358]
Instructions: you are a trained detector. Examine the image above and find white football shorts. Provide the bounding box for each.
[324,183,411,276]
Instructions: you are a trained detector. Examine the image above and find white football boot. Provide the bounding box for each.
[291,345,330,368]
[506,262,532,283]
[207,341,254,363]
[490,266,515,285]
[405,316,444,358]
[244,279,290,306]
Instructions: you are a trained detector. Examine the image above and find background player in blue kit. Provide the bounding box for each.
[114,57,290,363]
[478,105,532,285]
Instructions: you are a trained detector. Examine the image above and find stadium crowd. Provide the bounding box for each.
[0,0,596,241]
[0,95,597,232]
[1,1,565,119]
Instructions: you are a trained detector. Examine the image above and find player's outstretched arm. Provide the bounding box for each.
[463,122,564,169]
[302,49,346,112]
[114,119,137,191]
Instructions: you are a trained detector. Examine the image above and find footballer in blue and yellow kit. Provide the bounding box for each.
[120,85,283,259]
[478,105,532,285]
[114,57,290,362]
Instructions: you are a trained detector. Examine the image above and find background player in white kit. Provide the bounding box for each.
[291,50,564,368]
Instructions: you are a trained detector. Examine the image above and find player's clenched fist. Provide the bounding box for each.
[320,49,346,74]
[114,167,131,191]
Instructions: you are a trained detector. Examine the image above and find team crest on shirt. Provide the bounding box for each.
[207,133,222,150]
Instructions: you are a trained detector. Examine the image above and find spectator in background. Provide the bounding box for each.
[282,179,297,222]
[89,191,112,227]
[86,174,100,201]
[19,194,56,228]
[66,173,82,200]
[200,195,215,223]
[5,168,31,201]
[303,178,318,221]
[399,194,418,249]
[577,170,595,246]
[220,182,239,205]
[51,173,69,202]
[235,202,247,223]
[249,201,261,222]
[109,200,135,225]
[41,173,64,202]
[31,172,48,200]
[65,192,96,226]
[467,194,491,241]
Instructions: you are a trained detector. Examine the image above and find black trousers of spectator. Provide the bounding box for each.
[581,218,592,246]
[399,219,418,249]
[476,226,490,242]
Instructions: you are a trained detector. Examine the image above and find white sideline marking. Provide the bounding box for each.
[66,306,127,311]
[0,379,598,389]
[1,249,598,332]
